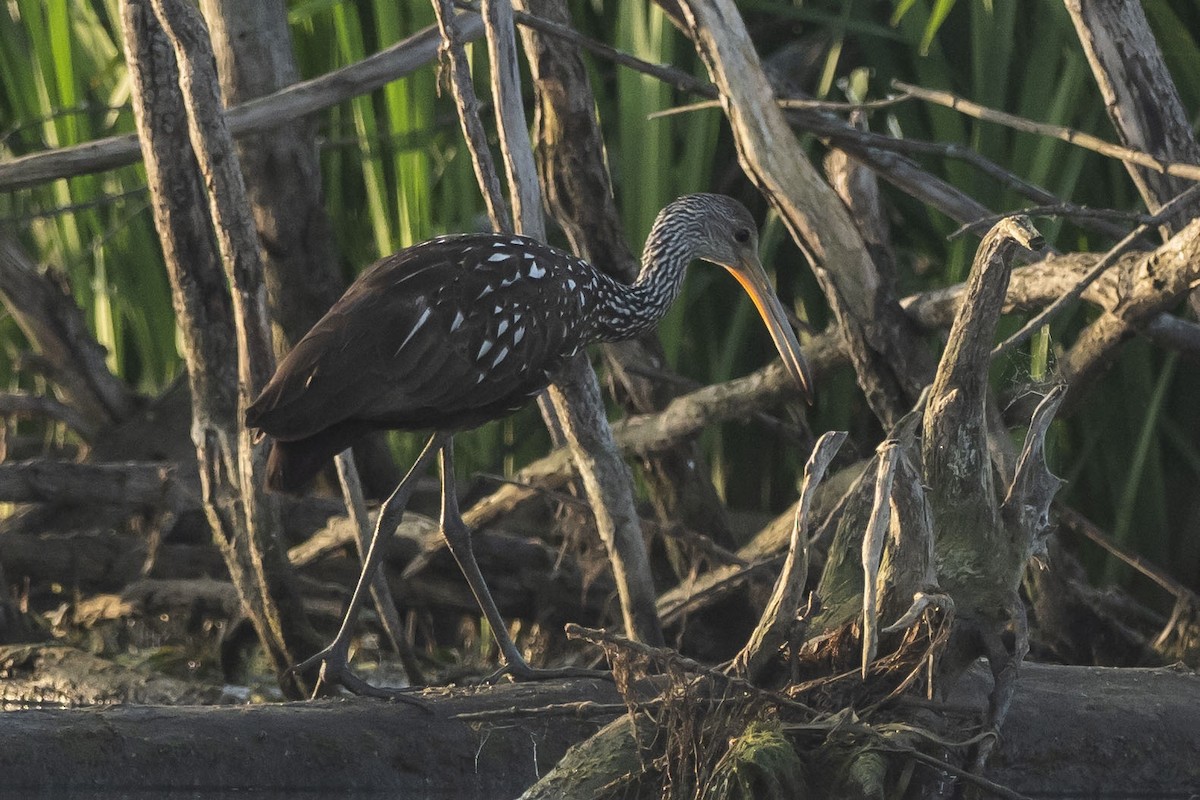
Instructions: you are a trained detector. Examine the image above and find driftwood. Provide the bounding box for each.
[521,647,1199,800]
[0,664,1196,798]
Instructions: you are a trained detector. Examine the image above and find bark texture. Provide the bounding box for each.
[2,666,1198,797]
[198,0,345,357]
[1065,0,1200,233]
[121,0,319,697]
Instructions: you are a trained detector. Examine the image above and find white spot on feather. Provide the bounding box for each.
[488,252,511,262]
[498,319,509,335]
[513,327,525,344]
[476,285,493,300]
[492,346,510,367]
[477,340,493,359]
[529,263,546,279]
[450,311,464,332]
[566,279,576,290]
[395,307,432,355]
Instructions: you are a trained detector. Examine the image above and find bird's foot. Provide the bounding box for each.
[289,642,428,708]
[288,639,352,697]
[482,658,611,685]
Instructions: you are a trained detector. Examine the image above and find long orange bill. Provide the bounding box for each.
[727,255,815,404]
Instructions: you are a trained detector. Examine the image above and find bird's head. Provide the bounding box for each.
[663,193,815,403]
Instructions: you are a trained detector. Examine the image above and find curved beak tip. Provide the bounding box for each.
[729,257,815,406]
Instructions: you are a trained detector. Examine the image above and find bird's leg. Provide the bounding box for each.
[437,440,608,683]
[291,432,446,698]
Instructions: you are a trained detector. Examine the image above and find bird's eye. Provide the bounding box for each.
[733,228,752,244]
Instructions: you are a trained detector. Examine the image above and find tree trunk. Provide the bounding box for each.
[121,0,321,697]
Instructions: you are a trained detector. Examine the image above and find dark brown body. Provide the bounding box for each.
[248,194,814,493]
[246,233,608,492]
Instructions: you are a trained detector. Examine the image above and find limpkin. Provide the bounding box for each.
[246,193,814,692]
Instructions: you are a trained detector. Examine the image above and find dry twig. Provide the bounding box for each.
[894,79,1200,183]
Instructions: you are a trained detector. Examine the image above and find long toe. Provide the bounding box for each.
[484,659,612,685]
[337,671,431,709]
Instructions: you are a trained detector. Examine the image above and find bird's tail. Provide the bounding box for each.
[264,421,371,494]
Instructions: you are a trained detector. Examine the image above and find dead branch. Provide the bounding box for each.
[0,391,98,439]
[922,218,1043,521]
[859,438,902,676]
[1060,214,1200,394]
[0,235,140,431]
[0,460,180,507]
[1064,0,1200,231]
[673,0,928,428]
[472,0,662,646]
[122,0,319,697]
[0,17,486,192]
[893,79,1200,184]
[732,431,844,682]
[993,185,1200,359]
[432,2,511,230]
[518,0,739,551]
[901,252,1127,326]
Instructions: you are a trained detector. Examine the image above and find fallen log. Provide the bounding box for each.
[0,664,1196,797]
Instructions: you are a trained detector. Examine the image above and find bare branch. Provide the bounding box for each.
[1061,215,1200,392]
[893,79,1200,183]
[0,391,98,439]
[0,17,486,192]
[0,460,179,506]
[1065,0,1200,230]
[992,184,1200,360]
[0,235,140,430]
[432,2,510,231]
